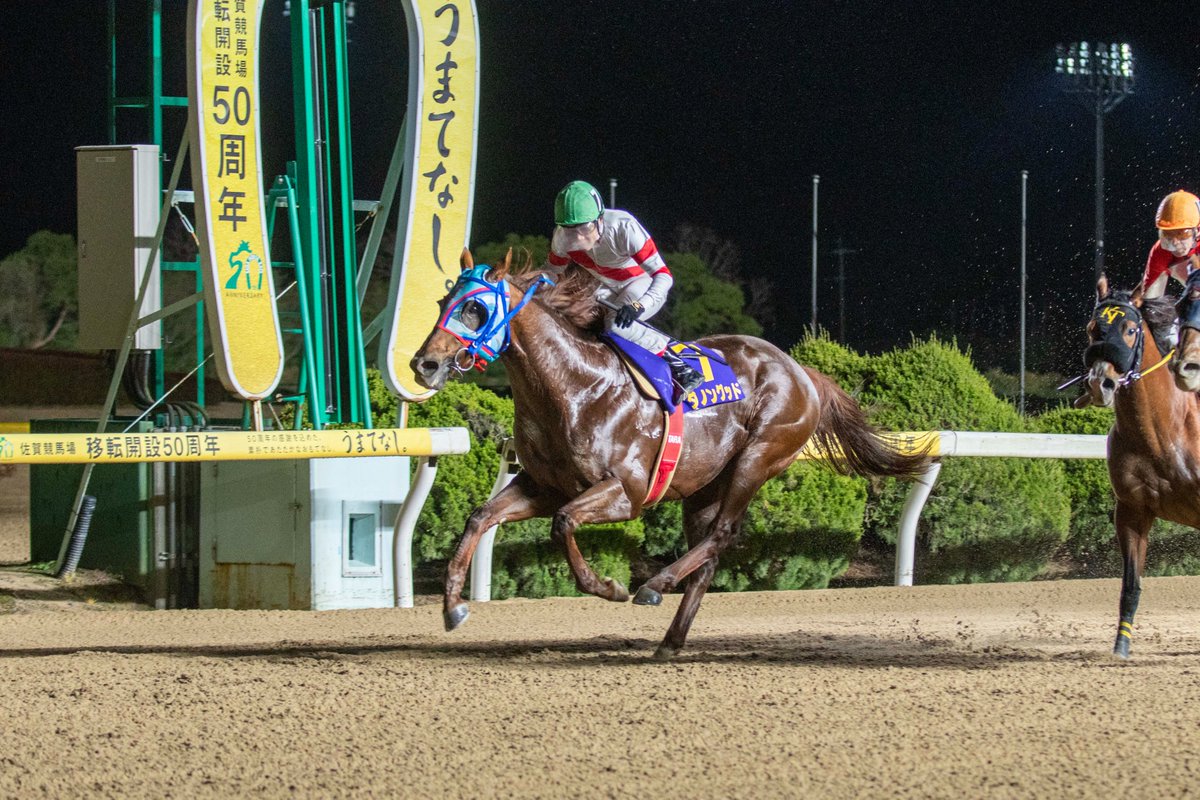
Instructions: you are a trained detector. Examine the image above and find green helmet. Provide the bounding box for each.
[554,181,605,226]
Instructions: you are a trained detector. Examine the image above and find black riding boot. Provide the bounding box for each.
[661,348,704,393]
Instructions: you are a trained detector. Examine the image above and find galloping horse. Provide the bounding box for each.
[1079,274,1200,658]
[411,249,929,658]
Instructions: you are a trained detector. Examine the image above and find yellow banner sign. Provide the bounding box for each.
[187,0,284,400]
[379,0,480,400]
[0,428,470,465]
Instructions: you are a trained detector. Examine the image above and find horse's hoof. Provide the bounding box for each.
[653,644,680,661]
[604,578,630,603]
[1112,639,1132,660]
[632,585,662,606]
[444,603,470,631]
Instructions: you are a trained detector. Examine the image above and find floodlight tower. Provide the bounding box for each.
[1055,42,1135,279]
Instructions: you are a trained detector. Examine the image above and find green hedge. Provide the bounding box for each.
[792,333,1071,584]
[713,462,867,591]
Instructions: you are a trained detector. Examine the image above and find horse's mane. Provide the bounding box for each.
[1140,294,1177,336]
[509,257,605,333]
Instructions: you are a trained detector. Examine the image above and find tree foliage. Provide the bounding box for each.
[0,231,78,349]
[473,234,551,272]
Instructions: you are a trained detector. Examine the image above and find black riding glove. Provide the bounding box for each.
[614,300,645,328]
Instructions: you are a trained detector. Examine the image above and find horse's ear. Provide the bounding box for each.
[517,247,534,272]
[461,248,474,272]
[1131,282,1145,308]
[1096,272,1109,302]
[487,248,513,282]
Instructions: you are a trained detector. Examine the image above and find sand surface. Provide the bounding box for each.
[4,407,1200,797]
[1,575,1199,798]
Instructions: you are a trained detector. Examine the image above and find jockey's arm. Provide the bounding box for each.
[636,269,673,317]
[546,250,570,275]
[1142,241,1184,299]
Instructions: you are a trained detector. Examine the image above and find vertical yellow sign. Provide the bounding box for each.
[379,0,480,400]
[187,0,284,400]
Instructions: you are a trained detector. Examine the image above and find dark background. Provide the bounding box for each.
[2,1,1196,370]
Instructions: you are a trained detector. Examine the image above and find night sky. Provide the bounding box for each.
[3,2,1198,370]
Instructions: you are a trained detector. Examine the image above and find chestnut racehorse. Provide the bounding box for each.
[409,249,929,658]
[1080,274,1200,658]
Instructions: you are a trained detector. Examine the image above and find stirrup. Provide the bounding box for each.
[670,362,704,393]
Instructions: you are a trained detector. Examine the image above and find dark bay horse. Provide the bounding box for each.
[411,249,929,658]
[1080,274,1200,658]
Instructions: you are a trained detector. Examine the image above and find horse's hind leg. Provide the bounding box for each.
[549,477,638,602]
[444,473,560,631]
[1112,501,1152,659]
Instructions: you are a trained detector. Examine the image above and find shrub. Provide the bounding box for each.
[713,462,867,591]
[486,520,643,599]
[795,335,1071,584]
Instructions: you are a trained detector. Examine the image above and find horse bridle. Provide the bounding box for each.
[1083,298,1145,386]
[436,267,555,372]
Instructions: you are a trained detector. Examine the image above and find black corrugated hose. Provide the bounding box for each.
[55,495,97,579]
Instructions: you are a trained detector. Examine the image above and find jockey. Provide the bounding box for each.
[548,180,704,393]
[1141,189,1200,298]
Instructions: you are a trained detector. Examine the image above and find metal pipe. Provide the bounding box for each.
[392,456,439,608]
[811,175,819,335]
[1094,96,1105,279]
[308,7,337,417]
[895,461,942,587]
[470,439,521,602]
[1020,170,1028,415]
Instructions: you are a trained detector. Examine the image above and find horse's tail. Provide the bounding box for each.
[802,367,932,480]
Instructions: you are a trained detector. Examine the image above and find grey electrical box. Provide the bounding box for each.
[75,145,162,350]
[198,456,410,610]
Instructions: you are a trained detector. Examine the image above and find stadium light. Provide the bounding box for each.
[1054,42,1135,279]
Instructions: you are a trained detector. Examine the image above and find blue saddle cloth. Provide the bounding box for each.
[602,335,746,414]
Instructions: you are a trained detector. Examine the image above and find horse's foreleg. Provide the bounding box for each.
[1112,501,1152,659]
[636,437,801,606]
[444,473,559,631]
[653,495,722,658]
[550,477,637,602]
[655,559,716,660]
[634,464,771,605]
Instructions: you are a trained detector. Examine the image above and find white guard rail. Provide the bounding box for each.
[445,431,1109,603]
[893,432,1106,586]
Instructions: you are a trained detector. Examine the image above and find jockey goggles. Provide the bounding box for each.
[557,220,601,252]
[1160,228,1198,258]
[436,265,555,370]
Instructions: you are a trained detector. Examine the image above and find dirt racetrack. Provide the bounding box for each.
[1,576,1199,798]
[3,407,1199,796]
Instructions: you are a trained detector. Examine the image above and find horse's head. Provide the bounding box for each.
[1081,273,1146,408]
[1173,271,1200,391]
[409,248,553,391]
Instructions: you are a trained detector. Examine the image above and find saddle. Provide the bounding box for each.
[601,335,745,414]
[601,335,747,505]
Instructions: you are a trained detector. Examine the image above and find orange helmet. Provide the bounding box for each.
[1155,190,1200,230]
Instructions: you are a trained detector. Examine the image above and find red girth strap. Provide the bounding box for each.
[644,404,684,505]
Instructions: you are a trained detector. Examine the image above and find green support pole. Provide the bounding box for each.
[325,0,369,426]
[290,0,330,423]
